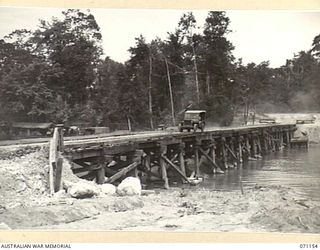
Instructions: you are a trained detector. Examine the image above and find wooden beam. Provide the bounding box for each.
[72,163,100,174]
[160,145,169,189]
[238,137,243,163]
[48,138,55,195]
[198,147,221,171]
[161,155,190,183]
[195,142,200,176]
[251,136,257,156]
[225,143,238,161]
[96,157,106,184]
[106,160,139,184]
[104,166,117,176]
[49,127,64,193]
[221,137,228,168]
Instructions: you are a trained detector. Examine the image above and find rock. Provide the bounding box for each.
[0,222,11,230]
[68,182,99,199]
[100,184,116,195]
[117,177,141,196]
[53,189,67,198]
[16,180,27,193]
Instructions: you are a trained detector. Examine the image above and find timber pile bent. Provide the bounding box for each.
[49,124,297,192]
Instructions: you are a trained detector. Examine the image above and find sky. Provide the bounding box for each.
[0,7,319,68]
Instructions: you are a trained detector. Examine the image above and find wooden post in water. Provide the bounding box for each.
[238,136,243,163]
[245,135,251,158]
[271,132,275,151]
[179,142,186,176]
[251,134,257,157]
[221,137,228,169]
[276,131,280,151]
[230,137,237,165]
[279,131,284,149]
[145,154,151,183]
[285,131,290,148]
[160,144,169,189]
[256,135,262,156]
[194,140,200,176]
[211,139,216,166]
[262,131,268,154]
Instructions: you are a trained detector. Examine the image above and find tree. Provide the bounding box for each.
[200,11,235,125]
[30,9,103,106]
[0,60,55,122]
[178,12,201,105]
[311,34,320,60]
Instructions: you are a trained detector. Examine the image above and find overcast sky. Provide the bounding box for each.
[0,7,319,68]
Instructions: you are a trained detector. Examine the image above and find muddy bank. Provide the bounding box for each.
[1,146,320,233]
[1,184,319,233]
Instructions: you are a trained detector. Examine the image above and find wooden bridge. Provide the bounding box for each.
[49,124,297,193]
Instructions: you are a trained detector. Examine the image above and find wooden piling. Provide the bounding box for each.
[256,135,262,156]
[221,137,228,169]
[245,135,251,157]
[160,144,169,189]
[251,135,257,157]
[96,156,106,184]
[279,131,284,149]
[211,139,216,165]
[49,126,64,193]
[195,140,200,176]
[145,154,152,182]
[238,136,243,163]
[179,143,186,175]
[262,131,268,154]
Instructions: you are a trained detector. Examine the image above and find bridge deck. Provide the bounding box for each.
[65,124,294,146]
[63,123,296,159]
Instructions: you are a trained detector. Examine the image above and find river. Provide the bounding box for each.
[200,145,320,201]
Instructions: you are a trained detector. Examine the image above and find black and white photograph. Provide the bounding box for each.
[0,6,320,235]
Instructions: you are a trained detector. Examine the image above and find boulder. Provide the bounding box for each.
[0,222,11,230]
[117,177,141,196]
[53,189,67,198]
[68,182,99,199]
[100,183,116,195]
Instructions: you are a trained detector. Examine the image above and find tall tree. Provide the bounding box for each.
[30,9,103,106]
[200,11,235,125]
[178,12,201,105]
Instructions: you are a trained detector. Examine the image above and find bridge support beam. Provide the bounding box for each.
[160,144,169,189]
[256,135,262,156]
[194,140,201,176]
[179,143,186,176]
[238,136,243,163]
[221,137,228,169]
[96,156,106,184]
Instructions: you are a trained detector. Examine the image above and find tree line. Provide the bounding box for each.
[0,9,319,130]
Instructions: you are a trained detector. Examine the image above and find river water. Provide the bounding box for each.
[200,145,320,201]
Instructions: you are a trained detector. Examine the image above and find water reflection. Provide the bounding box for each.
[200,146,320,201]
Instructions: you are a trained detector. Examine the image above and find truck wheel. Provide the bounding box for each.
[201,123,205,132]
[193,124,197,132]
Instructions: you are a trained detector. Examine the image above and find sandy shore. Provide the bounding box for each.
[0,145,319,233]
[1,184,319,233]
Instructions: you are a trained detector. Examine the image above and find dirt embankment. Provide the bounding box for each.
[0,146,320,233]
[265,113,320,143]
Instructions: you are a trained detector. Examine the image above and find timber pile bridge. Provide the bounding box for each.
[48,124,297,193]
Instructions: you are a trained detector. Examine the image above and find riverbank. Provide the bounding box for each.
[1,183,320,233]
[0,140,320,233]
